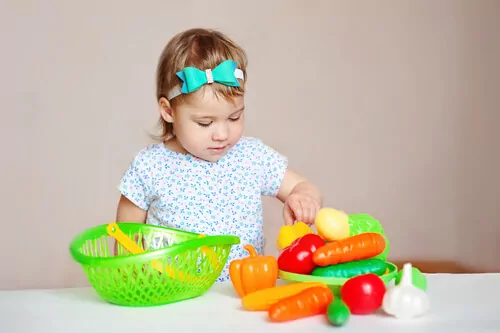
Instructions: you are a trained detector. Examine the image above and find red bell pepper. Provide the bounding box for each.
[277,234,325,275]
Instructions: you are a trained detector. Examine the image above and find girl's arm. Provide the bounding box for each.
[277,169,322,204]
[113,195,147,255]
[115,195,147,223]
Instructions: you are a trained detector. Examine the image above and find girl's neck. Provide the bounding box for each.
[163,137,188,154]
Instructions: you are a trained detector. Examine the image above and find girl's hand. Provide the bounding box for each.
[277,169,323,226]
[283,193,320,225]
[283,191,321,226]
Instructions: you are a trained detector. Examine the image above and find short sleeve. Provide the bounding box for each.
[118,152,154,211]
[253,138,288,196]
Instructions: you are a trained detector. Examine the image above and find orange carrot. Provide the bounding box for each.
[268,286,334,322]
[312,232,386,267]
[242,282,328,311]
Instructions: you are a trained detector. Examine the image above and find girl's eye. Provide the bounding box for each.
[229,116,241,122]
[197,122,212,127]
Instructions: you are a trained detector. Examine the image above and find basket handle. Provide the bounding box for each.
[106,223,211,284]
[198,234,219,266]
[107,223,145,254]
[107,223,165,272]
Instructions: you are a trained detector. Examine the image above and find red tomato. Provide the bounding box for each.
[340,273,386,314]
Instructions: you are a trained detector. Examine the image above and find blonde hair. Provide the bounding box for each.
[155,28,248,141]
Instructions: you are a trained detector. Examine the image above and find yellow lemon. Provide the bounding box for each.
[315,208,350,241]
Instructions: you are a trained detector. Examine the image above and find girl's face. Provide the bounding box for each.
[161,88,245,162]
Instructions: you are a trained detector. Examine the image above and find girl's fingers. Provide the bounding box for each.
[284,195,321,226]
[283,204,295,226]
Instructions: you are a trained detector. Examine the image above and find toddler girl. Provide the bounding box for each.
[116,27,323,281]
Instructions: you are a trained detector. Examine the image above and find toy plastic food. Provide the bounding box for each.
[229,244,278,297]
[268,286,333,322]
[313,232,386,267]
[311,258,388,278]
[348,214,390,260]
[327,298,351,326]
[277,234,325,274]
[314,207,350,241]
[276,221,313,250]
[348,213,385,235]
[395,265,427,291]
[382,263,430,319]
[241,281,328,311]
[340,273,386,314]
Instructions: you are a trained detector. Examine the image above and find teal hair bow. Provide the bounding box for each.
[176,60,243,95]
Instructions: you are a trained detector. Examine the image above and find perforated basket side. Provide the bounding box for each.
[81,243,234,306]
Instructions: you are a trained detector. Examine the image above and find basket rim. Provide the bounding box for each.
[69,222,240,266]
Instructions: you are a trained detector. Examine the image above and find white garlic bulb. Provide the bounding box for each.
[382,263,430,319]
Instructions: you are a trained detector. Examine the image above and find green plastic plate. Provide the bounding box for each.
[278,261,398,296]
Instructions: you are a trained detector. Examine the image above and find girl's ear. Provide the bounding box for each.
[158,97,174,123]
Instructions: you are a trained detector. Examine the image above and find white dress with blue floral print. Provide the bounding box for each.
[118,136,288,282]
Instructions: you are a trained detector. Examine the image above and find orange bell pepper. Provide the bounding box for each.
[229,244,278,297]
[276,221,313,250]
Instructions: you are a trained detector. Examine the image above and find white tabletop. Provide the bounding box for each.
[1,273,500,333]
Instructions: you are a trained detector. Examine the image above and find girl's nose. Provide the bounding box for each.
[212,126,228,141]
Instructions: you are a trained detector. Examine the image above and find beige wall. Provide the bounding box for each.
[0,1,498,290]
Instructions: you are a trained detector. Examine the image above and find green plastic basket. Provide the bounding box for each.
[278,261,398,297]
[69,223,240,307]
